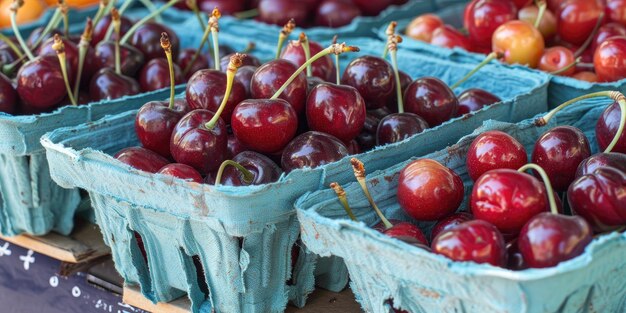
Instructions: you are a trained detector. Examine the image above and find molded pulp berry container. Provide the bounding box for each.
[296,97,626,313]
[377,2,626,109]
[0,6,267,237]
[40,39,548,312]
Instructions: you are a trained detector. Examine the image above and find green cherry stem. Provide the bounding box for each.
[574,12,604,58]
[92,0,110,27]
[138,0,162,23]
[120,0,180,45]
[104,0,135,41]
[0,33,24,59]
[160,32,177,110]
[388,34,404,113]
[183,15,211,76]
[518,163,558,215]
[270,43,360,99]
[233,8,259,19]
[549,57,581,76]
[112,8,122,75]
[275,19,295,60]
[73,17,93,100]
[52,34,77,105]
[186,0,206,30]
[214,160,254,185]
[330,182,358,221]
[534,0,547,29]
[209,8,221,71]
[60,1,69,37]
[351,158,393,229]
[299,33,312,77]
[10,0,34,60]
[204,53,245,130]
[450,51,503,90]
[332,35,340,85]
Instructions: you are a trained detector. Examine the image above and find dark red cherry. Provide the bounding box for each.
[466,130,528,181]
[592,23,626,52]
[558,0,604,46]
[346,139,360,154]
[231,99,299,154]
[94,41,146,77]
[0,39,19,67]
[315,0,361,27]
[518,212,592,268]
[130,22,180,62]
[306,83,366,143]
[371,218,404,232]
[115,146,170,173]
[281,131,349,173]
[0,73,17,114]
[607,0,626,26]
[430,25,472,50]
[219,151,282,186]
[138,58,183,92]
[403,77,458,127]
[281,40,335,82]
[506,239,527,270]
[456,88,500,116]
[157,163,203,183]
[576,152,626,177]
[178,48,209,80]
[430,212,474,242]
[383,222,428,246]
[16,55,66,111]
[226,134,246,159]
[251,60,307,114]
[432,219,507,266]
[341,56,395,110]
[135,99,191,158]
[594,37,626,82]
[376,112,429,145]
[185,70,246,125]
[464,0,518,50]
[351,0,392,16]
[25,27,62,49]
[37,36,82,77]
[258,0,310,26]
[92,14,133,46]
[234,65,257,98]
[197,0,246,14]
[596,101,626,153]
[89,68,140,101]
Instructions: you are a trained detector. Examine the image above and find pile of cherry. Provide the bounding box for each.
[0,0,241,115]
[405,0,626,82]
[172,0,409,28]
[333,90,625,272]
[117,20,502,188]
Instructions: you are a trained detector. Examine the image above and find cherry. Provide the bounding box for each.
[129,22,180,62]
[512,0,531,9]
[234,65,257,98]
[572,71,598,82]
[371,219,404,232]
[430,212,473,242]
[341,56,395,110]
[607,0,626,26]
[0,40,19,67]
[226,134,246,158]
[92,14,132,46]
[16,55,66,111]
[351,0,392,16]
[258,0,309,26]
[465,0,518,50]
[138,58,183,92]
[592,23,626,52]
[405,14,444,43]
[430,25,472,51]
[197,0,246,14]
[115,146,170,173]
[596,101,626,153]
[314,0,361,28]
[185,70,246,124]
[0,73,17,114]
[383,222,428,246]
[94,41,146,77]
[281,40,335,82]
[492,20,545,68]
[26,27,62,49]
[557,0,604,46]
[215,151,282,186]
[251,59,307,114]
[518,4,557,40]
[568,166,626,232]
[431,220,507,266]
[576,152,626,177]
[37,36,83,77]
[403,77,458,127]
[376,113,429,145]
[456,88,501,116]
[306,83,366,143]
[594,36,626,82]
[89,67,140,101]
[178,48,209,80]
[158,163,203,183]
[506,239,527,270]
[538,46,576,76]
[281,131,348,172]
[397,159,464,221]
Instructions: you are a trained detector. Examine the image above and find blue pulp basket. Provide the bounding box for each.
[40,39,547,312]
[378,2,626,109]
[296,97,626,313]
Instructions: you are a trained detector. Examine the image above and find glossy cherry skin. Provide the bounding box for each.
[386,71,412,113]
[405,14,444,43]
[0,73,17,114]
[314,0,361,28]
[0,39,19,67]
[592,23,626,52]
[492,20,545,68]
[397,159,464,221]
[227,134,246,159]
[383,222,428,246]
[431,220,507,266]
[185,69,247,125]
[464,0,518,50]
[371,218,404,232]
[178,48,209,80]
[518,212,592,268]
[351,0,392,16]
[280,131,348,172]
[594,37,626,82]
[138,58,183,92]
[558,0,605,46]
[518,4,557,40]
[130,22,180,61]
[234,65,257,98]
[403,77,458,127]
[506,239,527,270]
[596,101,626,153]
[607,0,626,26]
[576,152,626,177]
[538,46,576,76]
[281,40,335,82]
[472,169,549,235]
[257,0,310,26]
[532,126,591,191]
[231,99,299,154]
[135,99,191,158]
[430,25,472,50]
[37,37,86,78]
[341,56,395,110]
[568,166,626,232]
[430,212,474,242]
[114,146,170,173]
[157,163,203,183]
[16,56,66,111]
[251,59,308,115]
[376,113,429,146]
[170,109,228,174]
[89,68,140,101]
[467,131,528,181]
[92,14,132,45]
[219,151,282,186]
[456,88,500,116]
[26,28,62,49]
[94,41,146,77]
[572,71,598,82]
[306,83,366,143]
[197,0,246,14]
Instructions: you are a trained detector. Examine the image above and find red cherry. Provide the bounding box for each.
[538,46,576,76]
[466,130,528,181]
[607,0,626,27]
[177,48,209,80]
[376,112,429,146]
[92,14,132,46]
[281,40,335,82]
[257,0,310,26]
[218,151,282,186]
[16,56,67,111]
[430,25,472,50]
[115,146,170,173]
[89,68,140,101]
[594,36,626,82]
[557,0,604,46]
[430,212,473,242]
[383,222,428,246]
[306,83,366,143]
[158,163,203,183]
[94,41,146,77]
[135,99,191,158]
[315,0,361,28]
[518,5,557,40]
[432,220,507,266]
[456,88,501,116]
[403,77,459,127]
[197,0,246,15]
[592,23,626,52]
[281,131,348,172]
[405,14,444,43]
[465,0,518,50]
[572,71,598,82]
[251,59,307,115]
[227,134,247,159]
[341,56,395,110]
[0,73,17,114]
[596,101,626,153]
[130,22,180,61]
[576,152,626,177]
[138,58,183,92]
[512,0,531,9]
[351,0,392,16]
[185,69,247,124]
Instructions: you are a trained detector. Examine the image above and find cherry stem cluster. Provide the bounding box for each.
[214,160,254,186]
[351,158,393,230]
[205,53,245,129]
[518,163,558,215]
[330,182,358,221]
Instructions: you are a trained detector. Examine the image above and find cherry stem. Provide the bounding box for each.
[60,1,69,38]
[450,51,502,90]
[574,12,604,58]
[92,0,111,27]
[549,57,581,76]
[120,0,180,45]
[183,15,211,76]
[241,42,255,53]
[270,43,360,100]
[52,34,77,106]
[161,32,177,110]
[234,8,259,19]
[2,55,27,76]
[350,158,393,230]
[275,19,295,60]
[534,0,547,29]
[104,0,135,41]
[330,182,358,222]
[607,96,626,153]
[518,163,558,215]
[112,8,122,75]
[10,0,35,60]
[138,0,163,23]
[209,8,221,71]
[214,160,254,185]
[204,53,245,129]
[381,21,397,59]
[332,35,340,85]
[35,7,62,47]
[73,17,93,100]
[388,34,404,113]
[298,33,312,77]
[186,0,206,31]
[0,33,24,59]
